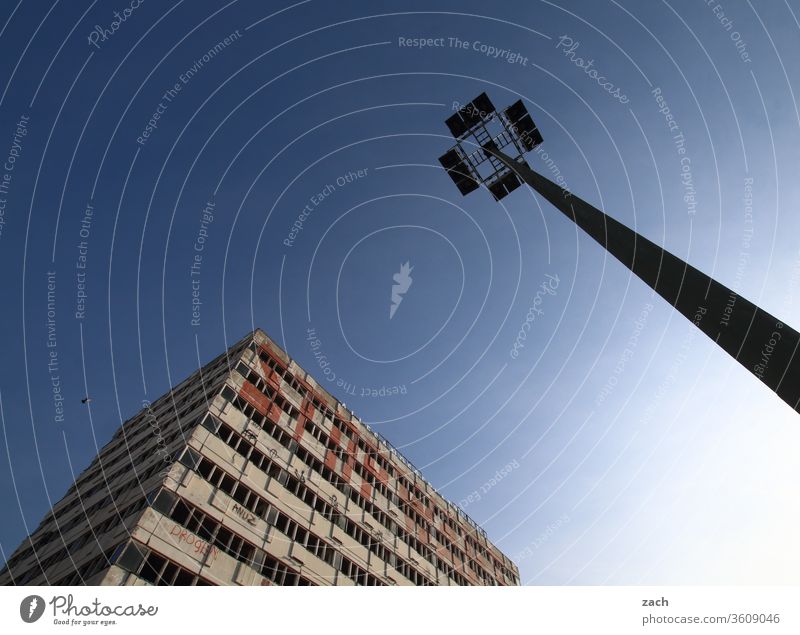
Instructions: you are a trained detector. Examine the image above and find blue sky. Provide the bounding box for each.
[1,0,799,584]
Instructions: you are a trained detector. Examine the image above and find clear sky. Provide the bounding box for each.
[1,0,799,584]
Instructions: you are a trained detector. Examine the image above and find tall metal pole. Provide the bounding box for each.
[484,140,800,415]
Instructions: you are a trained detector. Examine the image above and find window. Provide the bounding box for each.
[220,385,237,402]
[201,413,222,434]
[139,552,166,584]
[114,541,215,586]
[116,542,146,573]
[150,488,177,515]
[259,554,315,586]
[179,447,202,470]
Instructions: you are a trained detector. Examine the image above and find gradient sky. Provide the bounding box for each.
[1,0,799,585]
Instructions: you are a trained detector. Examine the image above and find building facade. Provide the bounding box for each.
[0,329,520,586]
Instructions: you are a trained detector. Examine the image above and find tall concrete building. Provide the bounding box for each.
[0,330,520,586]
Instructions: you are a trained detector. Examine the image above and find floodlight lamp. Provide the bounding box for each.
[438,93,543,200]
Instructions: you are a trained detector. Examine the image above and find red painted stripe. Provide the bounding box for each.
[267,370,281,388]
[324,450,337,471]
[268,402,283,422]
[239,382,269,414]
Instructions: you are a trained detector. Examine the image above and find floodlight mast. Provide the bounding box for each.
[440,93,800,415]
